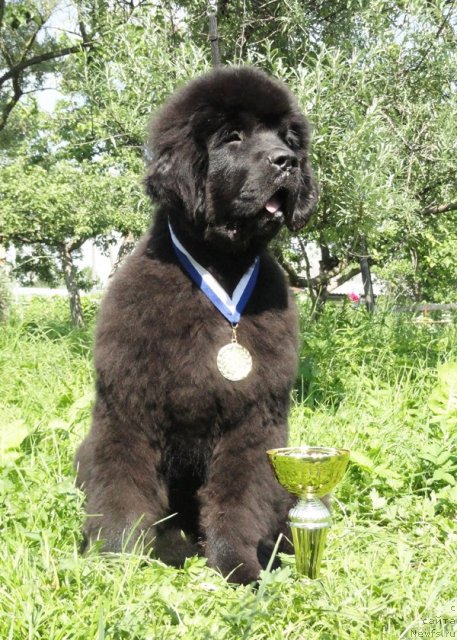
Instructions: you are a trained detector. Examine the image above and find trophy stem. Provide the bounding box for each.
[289,497,332,579]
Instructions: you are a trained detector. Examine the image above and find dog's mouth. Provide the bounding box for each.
[214,188,292,248]
[224,189,289,236]
[261,188,288,222]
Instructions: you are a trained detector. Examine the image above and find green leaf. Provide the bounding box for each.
[432,469,456,485]
[0,419,30,465]
[373,465,403,481]
[349,450,375,471]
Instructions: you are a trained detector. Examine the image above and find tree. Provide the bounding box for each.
[0,154,149,326]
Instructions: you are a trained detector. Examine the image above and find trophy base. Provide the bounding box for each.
[289,497,332,579]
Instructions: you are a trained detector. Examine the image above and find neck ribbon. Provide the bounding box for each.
[168,222,260,324]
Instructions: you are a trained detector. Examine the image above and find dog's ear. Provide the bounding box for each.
[144,125,207,223]
[286,158,319,232]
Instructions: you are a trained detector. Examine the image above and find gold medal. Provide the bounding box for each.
[217,342,253,381]
[217,324,252,381]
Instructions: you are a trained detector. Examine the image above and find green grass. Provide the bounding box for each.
[1,297,456,639]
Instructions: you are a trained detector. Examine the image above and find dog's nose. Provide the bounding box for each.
[268,150,298,171]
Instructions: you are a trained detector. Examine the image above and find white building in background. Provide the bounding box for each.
[332,271,386,297]
[7,238,122,297]
[80,238,122,288]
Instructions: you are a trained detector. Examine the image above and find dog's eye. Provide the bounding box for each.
[284,129,300,149]
[224,131,242,144]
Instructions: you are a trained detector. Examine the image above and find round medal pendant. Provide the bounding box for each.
[217,342,253,381]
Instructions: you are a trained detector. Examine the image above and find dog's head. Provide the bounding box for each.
[145,67,318,252]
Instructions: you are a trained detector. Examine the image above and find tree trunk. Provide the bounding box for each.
[298,237,317,306]
[208,12,221,67]
[359,237,375,313]
[109,232,136,278]
[0,243,6,267]
[60,244,85,328]
[310,242,336,321]
[0,245,11,323]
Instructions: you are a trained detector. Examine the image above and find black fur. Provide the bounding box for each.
[75,66,318,584]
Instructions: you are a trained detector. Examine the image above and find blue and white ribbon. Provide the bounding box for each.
[168,222,260,324]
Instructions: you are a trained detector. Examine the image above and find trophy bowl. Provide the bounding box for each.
[267,446,350,579]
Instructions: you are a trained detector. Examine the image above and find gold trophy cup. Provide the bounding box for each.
[267,446,350,579]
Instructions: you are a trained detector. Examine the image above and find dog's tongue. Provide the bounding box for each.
[264,196,282,214]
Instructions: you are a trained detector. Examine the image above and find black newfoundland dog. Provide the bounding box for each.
[76,66,318,584]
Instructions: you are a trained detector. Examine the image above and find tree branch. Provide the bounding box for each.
[327,267,362,293]
[17,16,46,67]
[311,258,355,287]
[298,237,316,303]
[0,42,91,88]
[409,2,455,73]
[276,251,308,287]
[1,233,46,245]
[66,237,84,253]
[0,75,23,131]
[1,233,85,251]
[420,201,457,215]
[275,243,361,292]
[380,109,415,153]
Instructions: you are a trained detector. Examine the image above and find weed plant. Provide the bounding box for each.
[1,297,456,639]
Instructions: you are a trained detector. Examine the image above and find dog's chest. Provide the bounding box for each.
[103,252,299,432]
[156,284,298,429]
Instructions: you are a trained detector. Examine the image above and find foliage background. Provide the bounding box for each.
[1,0,456,325]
